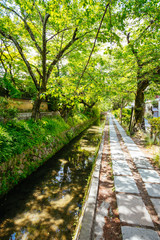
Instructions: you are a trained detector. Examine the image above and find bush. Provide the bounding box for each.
[67,113,89,126]
[0,97,18,123]
[122,108,131,125]
[112,109,120,119]
[149,117,160,144]
[0,126,13,162]
[112,108,131,126]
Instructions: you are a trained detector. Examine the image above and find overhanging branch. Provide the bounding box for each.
[77,3,110,88]
[0,3,42,55]
[0,29,39,90]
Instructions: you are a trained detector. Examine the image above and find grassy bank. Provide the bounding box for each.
[0,112,98,198]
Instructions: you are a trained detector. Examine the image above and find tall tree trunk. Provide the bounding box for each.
[134,80,149,131]
[134,88,145,130]
[120,106,123,124]
[32,94,42,120]
[120,99,124,125]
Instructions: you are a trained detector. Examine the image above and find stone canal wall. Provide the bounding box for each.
[0,118,97,199]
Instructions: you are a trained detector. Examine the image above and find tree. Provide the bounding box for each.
[121,0,160,130]
[126,23,160,130]
[103,0,160,130]
[0,0,105,119]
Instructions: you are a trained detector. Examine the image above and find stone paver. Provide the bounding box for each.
[116,193,154,226]
[109,117,126,161]
[93,201,110,240]
[114,176,139,193]
[121,226,160,240]
[151,198,160,218]
[133,157,153,169]
[107,116,160,240]
[138,169,160,183]
[112,160,132,176]
[145,183,160,197]
[113,117,150,163]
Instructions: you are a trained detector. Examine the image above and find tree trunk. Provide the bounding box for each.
[120,103,123,125]
[32,95,42,120]
[134,88,145,130]
[133,78,150,131]
[129,106,134,134]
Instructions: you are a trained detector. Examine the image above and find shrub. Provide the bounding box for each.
[0,97,18,123]
[154,153,160,167]
[0,126,13,163]
[112,108,131,126]
[122,108,131,125]
[112,109,120,119]
[149,117,160,144]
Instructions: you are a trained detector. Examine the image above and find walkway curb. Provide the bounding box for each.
[74,122,106,240]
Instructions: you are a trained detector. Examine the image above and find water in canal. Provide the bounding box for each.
[0,120,104,240]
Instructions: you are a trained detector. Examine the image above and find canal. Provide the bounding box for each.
[0,120,104,240]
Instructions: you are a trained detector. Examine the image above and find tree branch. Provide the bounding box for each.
[47,28,79,80]
[34,5,43,23]
[0,3,42,55]
[42,13,50,88]
[0,55,7,74]
[77,3,110,87]
[127,20,155,46]
[134,20,155,44]
[80,99,96,108]
[47,27,73,42]
[0,29,40,90]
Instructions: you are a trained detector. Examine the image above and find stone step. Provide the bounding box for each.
[144,183,160,197]
[114,176,139,193]
[138,169,160,183]
[116,193,154,227]
[112,160,132,176]
[151,198,160,218]
[121,226,160,240]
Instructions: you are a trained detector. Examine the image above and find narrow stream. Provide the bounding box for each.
[0,120,104,240]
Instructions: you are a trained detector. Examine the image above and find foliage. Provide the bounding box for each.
[66,105,100,126]
[0,106,98,164]
[101,0,160,130]
[0,0,111,119]
[144,133,155,147]
[0,125,13,161]
[0,97,18,122]
[0,115,69,164]
[149,117,160,144]
[152,100,158,108]
[67,112,88,127]
[0,0,159,125]
[153,153,160,168]
[112,108,131,126]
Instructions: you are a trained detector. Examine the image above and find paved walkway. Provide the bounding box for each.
[93,115,160,240]
[77,115,160,240]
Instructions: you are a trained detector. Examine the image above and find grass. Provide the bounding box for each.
[144,133,155,146]
[0,111,95,164]
[0,115,70,164]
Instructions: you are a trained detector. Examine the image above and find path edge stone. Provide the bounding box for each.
[73,122,106,240]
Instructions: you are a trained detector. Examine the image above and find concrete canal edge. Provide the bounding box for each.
[0,117,97,199]
[73,121,106,240]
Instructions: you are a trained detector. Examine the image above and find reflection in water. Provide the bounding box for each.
[0,122,104,240]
